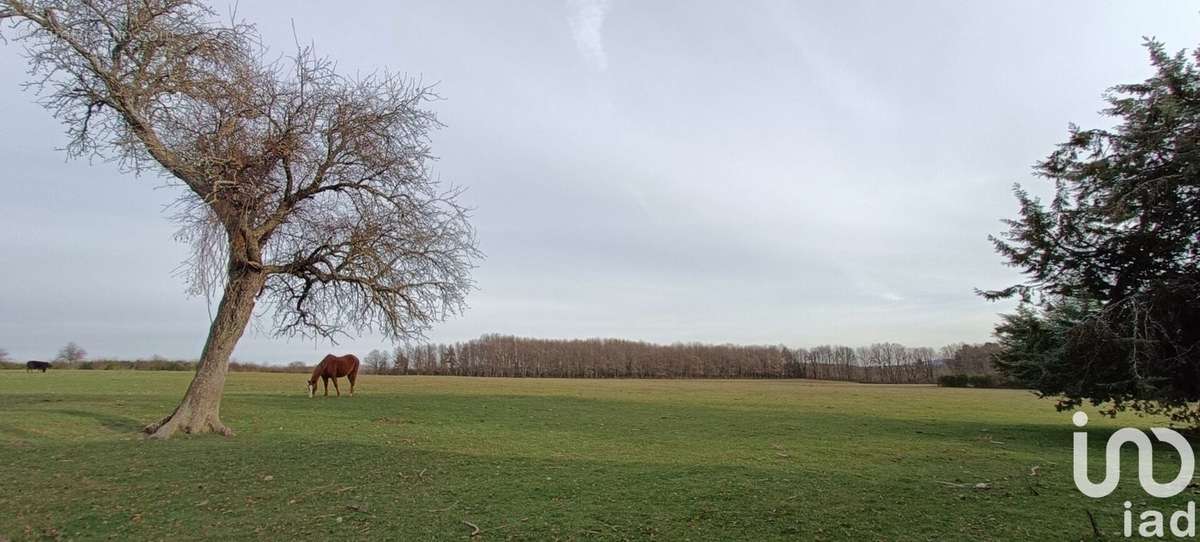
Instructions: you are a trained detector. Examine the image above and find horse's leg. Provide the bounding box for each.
[323,377,329,397]
[348,369,357,397]
[332,377,341,397]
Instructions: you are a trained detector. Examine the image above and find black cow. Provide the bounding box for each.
[26,360,50,373]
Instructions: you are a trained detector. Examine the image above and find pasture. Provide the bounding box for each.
[0,371,1193,540]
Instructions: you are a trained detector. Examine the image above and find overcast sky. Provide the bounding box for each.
[1,1,1198,362]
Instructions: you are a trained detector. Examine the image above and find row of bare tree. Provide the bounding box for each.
[360,335,1001,384]
[0,342,88,367]
[2,338,999,384]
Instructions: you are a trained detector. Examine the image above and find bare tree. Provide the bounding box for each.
[396,345,415,374]
[0,1,478,438]
[946,343,1001,376]
[55,341,86,365]
[364,349,389,374]
[0,347,9,362]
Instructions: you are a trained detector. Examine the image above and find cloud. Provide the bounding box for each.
[566,0,611,71]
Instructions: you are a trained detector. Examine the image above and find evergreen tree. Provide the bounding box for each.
[986,40,1200,426]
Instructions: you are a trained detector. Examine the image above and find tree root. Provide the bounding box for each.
[143,412,235,439]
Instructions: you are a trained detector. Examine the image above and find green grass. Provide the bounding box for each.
[1,371,1195,541]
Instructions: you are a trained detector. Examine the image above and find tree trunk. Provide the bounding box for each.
[144,265,266,439]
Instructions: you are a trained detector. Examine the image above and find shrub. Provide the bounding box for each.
[937,374,1017,389]
[938,374,970,387]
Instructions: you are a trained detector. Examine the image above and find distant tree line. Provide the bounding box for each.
[2,337,1006,385]
[0,342,311,373]
[0,356,311,373]
[360,335,1005,384]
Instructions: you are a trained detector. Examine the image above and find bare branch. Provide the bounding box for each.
[1,0,478,342]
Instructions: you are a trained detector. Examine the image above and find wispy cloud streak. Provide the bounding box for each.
[567,0,611,71]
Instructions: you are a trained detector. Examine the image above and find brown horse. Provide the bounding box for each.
[307,354,360,398]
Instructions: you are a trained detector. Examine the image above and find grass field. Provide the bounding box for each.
[1,371,1195,541]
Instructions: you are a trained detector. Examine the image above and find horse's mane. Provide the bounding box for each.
[308,357,327,382]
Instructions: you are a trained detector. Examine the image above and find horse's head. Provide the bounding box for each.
[306,379,316,398]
